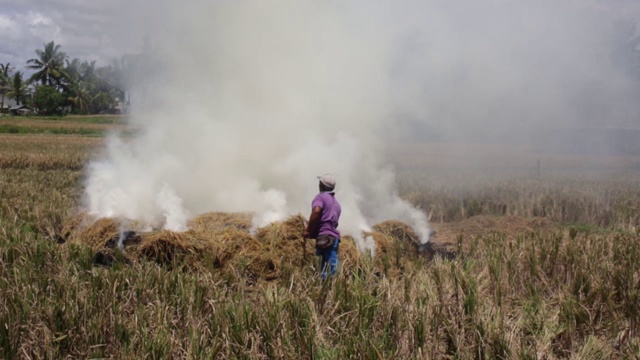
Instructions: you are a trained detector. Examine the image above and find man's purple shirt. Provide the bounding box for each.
[311,192,341,239]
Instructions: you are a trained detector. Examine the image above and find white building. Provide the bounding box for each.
[0,97,18,115]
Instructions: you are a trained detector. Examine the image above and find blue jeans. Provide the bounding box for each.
[316,237,340,280]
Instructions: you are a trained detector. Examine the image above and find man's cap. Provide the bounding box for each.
[317,174,336,190]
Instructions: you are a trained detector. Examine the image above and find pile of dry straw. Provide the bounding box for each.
[61,212,431,279]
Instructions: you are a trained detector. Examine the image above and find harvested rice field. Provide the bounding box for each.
[2,116,640,358]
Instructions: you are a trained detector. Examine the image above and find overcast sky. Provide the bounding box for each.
[3,0,640,137]
[0,0,139,70]
[1,0,640,71]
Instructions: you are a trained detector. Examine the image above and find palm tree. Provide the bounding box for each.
[67,82,91,114]
[63,58,96,85]
[26,41,68,87]
[63,58,82,85]
[6,72,29,106]
[0,63,12,114]
[62,59,101,114]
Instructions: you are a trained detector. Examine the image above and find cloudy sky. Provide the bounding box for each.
[3,0,640,135]
[1,0,640,72]
[1,0,639,65]
[0,0,142,70]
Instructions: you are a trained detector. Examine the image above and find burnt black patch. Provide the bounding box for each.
[92,250,115,267]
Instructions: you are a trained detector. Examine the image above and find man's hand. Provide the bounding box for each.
[303,226,310,239]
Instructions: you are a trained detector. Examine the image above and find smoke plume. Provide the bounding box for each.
[85,0,640,249]
[85,0,433,250]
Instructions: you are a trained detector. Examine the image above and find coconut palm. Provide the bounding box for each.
[0,63,12,78]
[67,82,92,114]
[63,58,82,84]
[0,74,7,115]
[0,63,12,114]
[26,41,68,87]
[6,72,29,106]
[63,58,96,85]
[62,59,103,114]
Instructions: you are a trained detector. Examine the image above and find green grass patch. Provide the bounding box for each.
[0,124,136,137]
[2,115,128,124]
[63,116,129,124]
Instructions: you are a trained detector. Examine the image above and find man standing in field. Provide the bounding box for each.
[303,174,342,280]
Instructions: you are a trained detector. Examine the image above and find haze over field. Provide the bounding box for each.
[4,0,640,248]
[3,0,640,135]
[85,1,437,250]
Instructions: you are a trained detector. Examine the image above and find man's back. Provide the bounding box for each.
[311,192,341,239]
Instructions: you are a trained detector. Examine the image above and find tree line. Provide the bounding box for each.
[4,20,638,117]
[0,41,133,116]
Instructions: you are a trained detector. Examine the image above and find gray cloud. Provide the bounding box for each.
[0,0,136,70]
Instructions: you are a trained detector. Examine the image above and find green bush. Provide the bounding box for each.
[33,85,65,116]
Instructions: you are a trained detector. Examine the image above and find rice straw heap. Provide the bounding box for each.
[61,212,431,279]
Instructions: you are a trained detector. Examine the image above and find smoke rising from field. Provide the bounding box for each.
[85,0,640,246]
[85,0,432,249]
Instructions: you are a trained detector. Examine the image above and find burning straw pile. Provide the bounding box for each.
[60,212,430,280]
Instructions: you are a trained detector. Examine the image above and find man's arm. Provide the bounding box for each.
[303,206,322,238]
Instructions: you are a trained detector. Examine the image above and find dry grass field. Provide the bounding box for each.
[388,142,640,172]
[2,116,640,359]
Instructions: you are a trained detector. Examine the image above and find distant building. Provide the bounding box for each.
[9,105,32,116]
[0,98,18,115]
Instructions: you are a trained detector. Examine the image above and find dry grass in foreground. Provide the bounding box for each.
[3,132,640,358]
[3,216,640,358]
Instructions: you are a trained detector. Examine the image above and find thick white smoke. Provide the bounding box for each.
[84,0,432,250]
[84,0,640,248]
